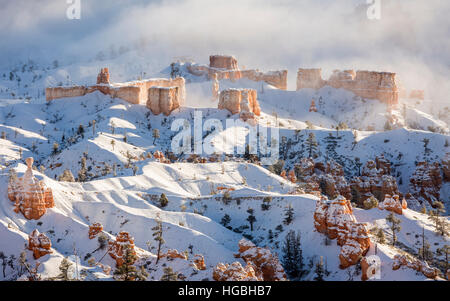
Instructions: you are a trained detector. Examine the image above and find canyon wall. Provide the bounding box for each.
[147,86,181,116]
[46,69,186,114]
[218,88,261,120]
[297,68,399,106]
[187,56,288,90]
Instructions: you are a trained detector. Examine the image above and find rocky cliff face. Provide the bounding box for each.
[108,231,136,267]
[8,157,54,220]
[209,55,239,70]
[187,56,288,90]
[28,229,52,260]
[218,88,261,120]
[409,161,443,206]
[314,196,371,269]
[297,68,399,106]
[147,86,181,116]
[46,69,186,115]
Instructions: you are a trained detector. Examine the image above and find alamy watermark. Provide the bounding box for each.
[170,111,280,165]
[366,0,381,20]
[66,0,81,20]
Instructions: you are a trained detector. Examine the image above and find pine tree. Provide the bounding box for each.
[261,197,272,211]
[160,267,178,281]
[246,208,256,231]
[386,213,401,246]
[159,193,169,208]
[281,230,303,279]
[57,257,73,281]
[152,216,165,264]
[77,124,85,138]
[314,256,325,281]
[419,226,432,262]
[376,228,386,244]
[58,169,75,182]
[52,142,59,155]
[283,204,294,225]
[110,139,115,151]
[306,132,318,158]
[220,214,231,227]
[77,157,88,182]
[436,245,449,271]
[428,201,447,236]
[113,245,147,281]
[152,129,160,144]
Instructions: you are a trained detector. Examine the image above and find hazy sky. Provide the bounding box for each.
[0,0,449,98]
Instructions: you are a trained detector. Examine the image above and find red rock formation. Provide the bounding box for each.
[162,249,187,260]
[89,223,103,239]
[8,157,55,220]
[313,196,371,269]
[187,56,287,90]
[392,255,440,279]
[379,194,404,214]
[309,99,318,112]
[193,255,206,271]
[297,69,324,90]
[210,55,239,70]
[442,153,450,182]
[108,231,136,267]
[147,86,181,116]
[409,161,443,206]
[218,88,261,120]
[297,69,399,106]
[97,68,110,85]
[46,70,186,112]
[211,73,219,101]
[288,170,297,183]
[351,158,399,205]
[409,90,425,100]
[28,229,52,260]
[213,262,262,281]
[234,239,286,281]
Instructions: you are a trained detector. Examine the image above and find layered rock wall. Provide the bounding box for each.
[297,68,399,106]
[218,88,261,120]
[147,86,181,116]
[210,55,239,70]
[46,69,186,115]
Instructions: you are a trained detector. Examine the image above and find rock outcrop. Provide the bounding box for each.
[314,196,371,269]
[409,161,443,206]
[97,68,110,84]
[213,262,261,281]
[187,56,287,90]
[379,194,406,215]
[8,157,54,220]
[210,55,239,70]
[28,229,52,260]
[351,157,399,205]
[108,231,136,267]
[162,249,187,260]
[211,73,219,101]
[392,255,440,279]
[309,99,318,112]
[193,255,206,271]
[409,90,425,100]
[218,88,261,120]
[147,86,181,116]
[234,239,286,281]
[46,69,186,114]
[89,223,103,239]
[297,68,399,106]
